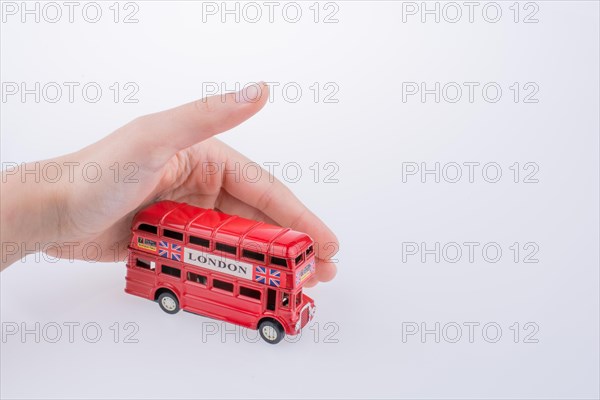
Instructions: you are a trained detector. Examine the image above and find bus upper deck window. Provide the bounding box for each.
[216,242,237,256]
[242,249,265,263]
[189,235,210,248]
[306,245,313,256]
[295,253,304,266]
[138,223,157,235]
[270,256,288,268]
[163,229,184,241]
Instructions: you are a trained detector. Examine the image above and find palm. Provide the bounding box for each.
[63,139,223,260]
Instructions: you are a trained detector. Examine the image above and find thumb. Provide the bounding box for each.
[107,82,269,171]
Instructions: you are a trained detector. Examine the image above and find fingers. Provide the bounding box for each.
[304,261,337,287]
[218,181,338,285]
[219,143,339,283]
[109,82,270,171]
[214,190,278,226]
[318,260,337,281]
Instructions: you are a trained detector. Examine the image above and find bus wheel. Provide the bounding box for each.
[158,292,180,314]
[259,320,284,344]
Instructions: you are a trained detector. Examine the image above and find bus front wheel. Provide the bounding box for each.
[258,320,284,344]
[158,292,180,314]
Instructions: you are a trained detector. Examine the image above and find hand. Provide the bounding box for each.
[1,82,338,286]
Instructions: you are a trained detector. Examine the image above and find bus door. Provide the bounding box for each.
[127,254,157,299]
[267,288,277,312]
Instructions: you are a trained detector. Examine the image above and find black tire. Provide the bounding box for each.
[258,320,285,344]
[157,292,180,314]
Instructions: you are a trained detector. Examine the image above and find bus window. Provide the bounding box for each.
[189,235,210,248]
[239,286,261,301]
[138,224,157,235]
[294,253,304,266]
[213,279,233,293]
[215,242,237,256]
[242,249,265,263]
[187,271,207,285]
[161,264,181,278]
[281,292,290,308]
[163,229,183,241]
[306,245,313,256]
[270,256,288,268]
[296,291,302,306]
[135,258,154,271]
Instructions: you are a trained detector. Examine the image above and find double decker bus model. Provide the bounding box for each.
[125,200,317,344]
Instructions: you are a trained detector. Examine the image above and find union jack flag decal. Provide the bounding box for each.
[158,241,182,261]
[254,266,281,287]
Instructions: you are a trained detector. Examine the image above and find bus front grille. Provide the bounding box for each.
[300,307,310,329]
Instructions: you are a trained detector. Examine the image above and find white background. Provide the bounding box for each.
[1,1,599,399]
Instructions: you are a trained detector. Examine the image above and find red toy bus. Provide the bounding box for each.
[125,200,316,344]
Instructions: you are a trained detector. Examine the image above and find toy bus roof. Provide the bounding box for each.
[132,201,312,258]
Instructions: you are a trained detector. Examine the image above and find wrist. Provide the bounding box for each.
[1,162,61,269]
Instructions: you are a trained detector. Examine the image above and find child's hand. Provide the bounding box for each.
[1,82,338,286]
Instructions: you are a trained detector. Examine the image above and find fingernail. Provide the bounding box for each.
[240,82,262,103]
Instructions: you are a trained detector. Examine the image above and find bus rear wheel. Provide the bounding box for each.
[158,292,180,314]
[258,320,284,344]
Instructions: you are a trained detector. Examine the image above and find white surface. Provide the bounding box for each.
[1,1,599,399]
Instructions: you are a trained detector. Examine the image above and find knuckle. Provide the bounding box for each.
[193,97,217,114]
[256,185,277,213]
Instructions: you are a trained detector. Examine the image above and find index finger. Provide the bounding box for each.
[104,82,270,172]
